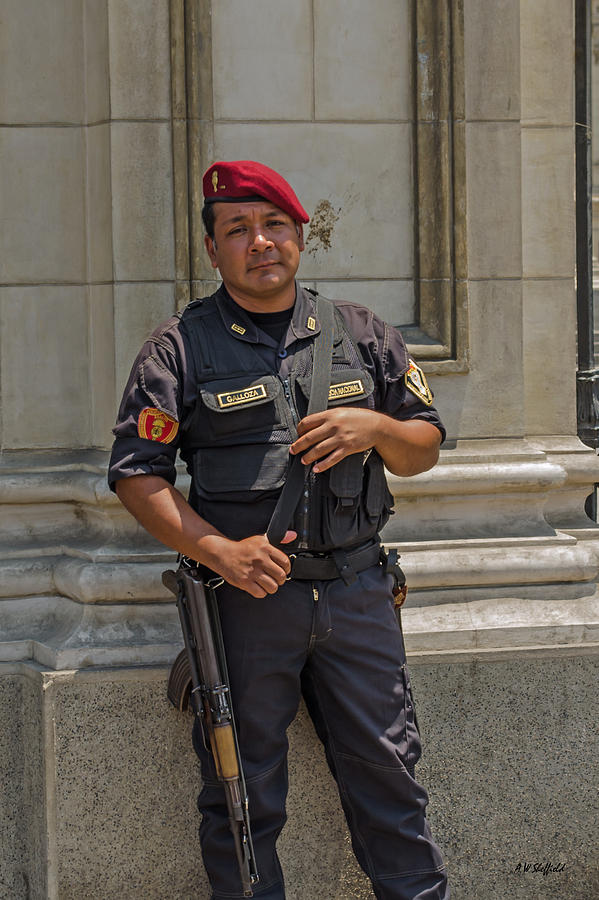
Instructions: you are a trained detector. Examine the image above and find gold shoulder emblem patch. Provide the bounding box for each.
[138,408,179,443]
[307,316,317,331]
[231,323,246,335]
[404,359,433,406]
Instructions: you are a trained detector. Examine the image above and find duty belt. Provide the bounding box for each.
[288,541,381,584]
[287,542,407,606]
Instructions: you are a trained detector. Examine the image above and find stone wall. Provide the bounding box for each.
[0,0,581,444]
[0,0,177,451]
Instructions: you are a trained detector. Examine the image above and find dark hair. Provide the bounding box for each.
[201,202,216,239]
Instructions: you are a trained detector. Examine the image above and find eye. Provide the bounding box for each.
[227,226,246,236]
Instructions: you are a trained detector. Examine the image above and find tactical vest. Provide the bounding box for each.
[178,291,394,552]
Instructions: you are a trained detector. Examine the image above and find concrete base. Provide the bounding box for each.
[416,647,599,900]
[2,648,598,900]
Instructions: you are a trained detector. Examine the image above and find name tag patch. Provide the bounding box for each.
[328,380,365,401]
[217,384,267,408]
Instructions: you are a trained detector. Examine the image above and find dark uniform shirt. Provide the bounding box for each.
[108,284,445,539]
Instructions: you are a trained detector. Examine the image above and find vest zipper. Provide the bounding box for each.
[282,377,299,428]
[282,376,312,548]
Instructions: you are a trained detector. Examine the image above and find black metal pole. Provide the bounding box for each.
[576,0,599,447]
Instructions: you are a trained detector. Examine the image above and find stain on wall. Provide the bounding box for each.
[306,199,340,255]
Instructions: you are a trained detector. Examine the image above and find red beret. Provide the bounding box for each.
[202,160,309,224]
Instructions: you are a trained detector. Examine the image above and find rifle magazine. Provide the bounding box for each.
[167,648,192,711]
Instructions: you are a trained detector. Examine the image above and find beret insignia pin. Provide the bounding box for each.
[404,359,433,406]
[138,407,179,444]
[212,170,219,193]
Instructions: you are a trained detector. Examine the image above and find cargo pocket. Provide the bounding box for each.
[364,452,394,525]
[319,454,366,547]
[197,374,287,443]
[193,442,290,498]
[400,663,422,775]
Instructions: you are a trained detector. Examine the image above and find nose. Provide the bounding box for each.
[249,229,274,252]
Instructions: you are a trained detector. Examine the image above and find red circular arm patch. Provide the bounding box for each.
[138,408,179,444]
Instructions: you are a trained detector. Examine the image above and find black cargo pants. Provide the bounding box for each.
[192,562,449,900]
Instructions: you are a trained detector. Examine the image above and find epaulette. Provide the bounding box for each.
[173,297,205,322]
[180,293,220,321]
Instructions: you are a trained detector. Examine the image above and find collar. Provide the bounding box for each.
[215,283,322,348]
[288,285,321,343]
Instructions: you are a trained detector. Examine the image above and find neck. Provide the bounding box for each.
[223,282,296,313]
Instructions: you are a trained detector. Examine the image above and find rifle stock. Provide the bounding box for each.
[163,565,259,897]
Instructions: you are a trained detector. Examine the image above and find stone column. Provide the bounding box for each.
[395,0,599,660]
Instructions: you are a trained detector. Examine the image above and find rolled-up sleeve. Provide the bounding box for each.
[379,323,446,442]
[108,323,184,491]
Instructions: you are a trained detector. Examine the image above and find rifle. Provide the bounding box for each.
[162,562,259,897]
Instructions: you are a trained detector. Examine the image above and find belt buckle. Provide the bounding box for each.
[285,553,297,581]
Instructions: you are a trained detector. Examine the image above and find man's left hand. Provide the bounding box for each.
[290,408,442,477]
[290,408,379,473]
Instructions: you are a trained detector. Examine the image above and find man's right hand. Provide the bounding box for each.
[115,475,296,598]
[199,531,297,598]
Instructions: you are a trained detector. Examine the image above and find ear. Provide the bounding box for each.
[296,223,305,252]
[204,234,219,269]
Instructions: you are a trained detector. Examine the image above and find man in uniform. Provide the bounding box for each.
[109,160,449,900]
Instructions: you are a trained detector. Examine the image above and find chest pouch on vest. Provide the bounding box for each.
[295,367,392,549]
[296,367,374,411]
[193,442,291,497]
[296,365,374,510]
[196,374,288,444]
[307,450,393,550]
[190,374,292,497]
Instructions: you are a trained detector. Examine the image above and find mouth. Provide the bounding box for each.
[249,261,278,271]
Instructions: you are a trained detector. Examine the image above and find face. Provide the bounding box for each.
[204,201,304,311]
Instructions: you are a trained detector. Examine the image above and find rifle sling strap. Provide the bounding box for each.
[266,296,335,545]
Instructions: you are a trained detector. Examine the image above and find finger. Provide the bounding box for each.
[244,583,267,599]
[295,412,327,436]
[290,433,317,455]
[290,425,332,455]
[267,550,292,577]
[251,549,290,581]
[255,572,281,595]
[312,448,348,473]
[300,437,345,465]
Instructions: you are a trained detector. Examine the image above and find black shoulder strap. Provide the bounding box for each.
[266,296,335,545]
